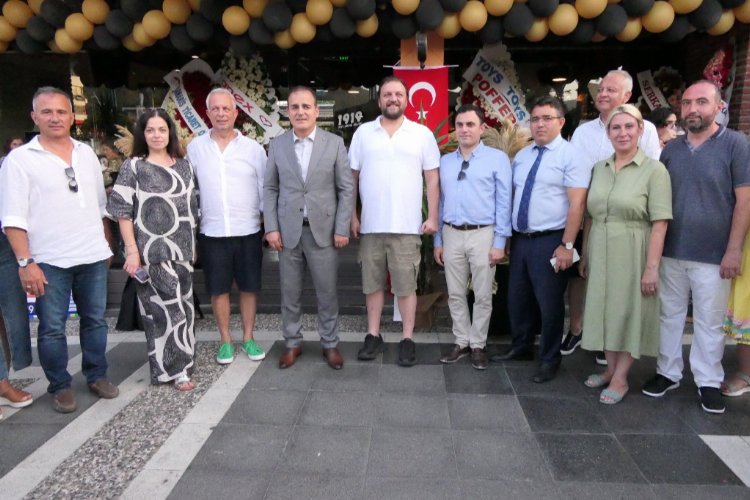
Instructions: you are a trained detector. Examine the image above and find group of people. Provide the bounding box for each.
[0,69,747,417]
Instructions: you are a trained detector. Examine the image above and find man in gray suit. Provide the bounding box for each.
[264,86,354,370]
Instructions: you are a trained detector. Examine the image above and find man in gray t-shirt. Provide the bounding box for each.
[641,81,750,415]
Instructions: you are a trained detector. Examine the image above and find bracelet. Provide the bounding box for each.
[125,243,137,248]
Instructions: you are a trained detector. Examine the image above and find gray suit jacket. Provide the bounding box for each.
[264,128,354,248]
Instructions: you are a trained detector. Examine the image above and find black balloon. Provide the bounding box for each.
[595,5,627,37]
[478,16,504,44]
[315,23,334,41]
[347,0,376,20]
[416,0,444,30]
[121,0,149,21]
[200,0,227,23]
[391,14,417,39]
[719,0,744,7]
[503,4,533,37]
[93,25,121,50]
[147,0,163,9]
[439,0,467,13]
[26,16,56,42]
[660,14,689,42]
[15,30,47,54]
[105,10,133,38]
[620,0,654,17]
[286,0,308,13]
[262,1,293,31]
[569,18,594,43]
[40,0,72,28]
[330,7,356,38]
[528,0,559,17]
[688,0,722,29]
[249,19,274,44]
[170,24,196,52]
[186,13,214,42]
[230,34,255,56]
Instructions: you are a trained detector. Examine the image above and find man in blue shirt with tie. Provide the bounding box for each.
[493,96,590,383]
[434,104,513,370]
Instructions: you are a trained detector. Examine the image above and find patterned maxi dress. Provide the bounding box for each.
[724,231,750,345]
[581,149,672,358]
[108,158,199,384]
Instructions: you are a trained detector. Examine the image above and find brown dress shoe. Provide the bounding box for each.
[322,348,344,370]
[53,389,77,414]
[279,346,302,369]
[88,379,119,399]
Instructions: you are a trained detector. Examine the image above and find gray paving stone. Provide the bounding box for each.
[459,478,559,499]
[447,394,529,431]
[506,365,588,396]
[222,389,307,426]
[188,423,291,472]
[168,469,269,500]
[594,395,693,434]
[279,425,370,476]
[363,477,461,500]
[555,482,658,499]
[374,393,451,429]
[367,427,457,478]
[617,434,744,485]
[443,364,514,395]
[650,484,750,499]
[661,395,750,435]
[518,395,609,433]
[536,433,646,483]
[246,359,319,391]
[382,342,445,365]
[299,391,374,427]
[310,363,380,392]
[378,364,447,395]
[265,473,365,499]
[453,431,550,481]
[0,423,64,477]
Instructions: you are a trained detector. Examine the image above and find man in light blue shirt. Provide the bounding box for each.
[493,96,590,383]
[434,104,512,370]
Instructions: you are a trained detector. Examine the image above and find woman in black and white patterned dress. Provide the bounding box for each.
[108,109,199,391]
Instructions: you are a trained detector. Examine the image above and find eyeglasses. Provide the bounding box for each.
[457,160,469,181]
[529,115,562,124]
[65,167,78,192]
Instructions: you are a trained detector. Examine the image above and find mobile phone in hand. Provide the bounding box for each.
[134,267,150,284]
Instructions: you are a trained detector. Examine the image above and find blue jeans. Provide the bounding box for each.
[0,233,32,380]
[35,260,109,393]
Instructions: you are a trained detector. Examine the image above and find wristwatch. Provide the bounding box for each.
[562,242,574,250]
[17,257,35,268]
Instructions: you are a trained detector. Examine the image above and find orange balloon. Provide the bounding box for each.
[143,10,172,39]
[615,17,642,41]
[484,0,513,16]
[65,13,94,41]
[28,0,44,15]
[0,17,18,43]
[641,1,674,33]
[575,0,607,19]
[525,18,548,41]
[274,29,296,48]
[3,0,33,29]
[223,6,251,35]
[289,13,315,43]
[244,0,268,17]
[306,0,334,25]
[549,4,579,36]
[122,34,145,52]
[707,9,734,35]
[459,1,488,32]
[82,0,110,24]
[133,23,157,46]
[55,28,83,53]
[436,12,461,38]
[733,0,750,23]
[163,0,192,24]
[356,14,378,37]
[393,0,419,16]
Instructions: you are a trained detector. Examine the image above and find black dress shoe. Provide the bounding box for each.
[490,347,534,362]
[532,364,558,383]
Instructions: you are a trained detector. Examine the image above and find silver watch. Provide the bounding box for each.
[563,242,574,250]
[17,257,35,268]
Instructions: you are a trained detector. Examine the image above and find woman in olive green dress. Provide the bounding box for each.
[580,104,672,404]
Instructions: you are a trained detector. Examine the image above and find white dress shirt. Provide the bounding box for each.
[570,115,662,169]
[188,129,267,237]
[293,127,316,217]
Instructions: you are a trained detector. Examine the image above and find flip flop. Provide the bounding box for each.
[600,387,627,405]
[722,372,750,397]
[585,374,609,388]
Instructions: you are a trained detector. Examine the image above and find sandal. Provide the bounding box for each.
[585,373,610,388]
[600,387,628,405]
[722,372,750,397]
[174,375,195,392]
[0,380,33,408]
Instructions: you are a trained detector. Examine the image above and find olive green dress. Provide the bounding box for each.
[582,149,672,358]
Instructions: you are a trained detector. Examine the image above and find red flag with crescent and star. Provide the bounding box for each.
[393,66,449,145]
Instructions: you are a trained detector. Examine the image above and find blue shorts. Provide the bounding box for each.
[198,232,263,296]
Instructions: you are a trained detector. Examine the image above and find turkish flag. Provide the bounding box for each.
[393,66,449,145]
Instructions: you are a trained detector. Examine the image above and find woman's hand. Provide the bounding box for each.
[123,251,141,278]
[641,267,659,296]
[578,255,587,279]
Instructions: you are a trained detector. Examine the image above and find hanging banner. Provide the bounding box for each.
[636,71,670,111]
[393,66,449,144]
[462,50,529,126]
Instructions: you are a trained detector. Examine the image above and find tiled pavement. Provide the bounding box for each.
[1,321,750,499]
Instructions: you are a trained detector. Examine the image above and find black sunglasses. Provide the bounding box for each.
[457,160,469,181]
[65,167,78,192]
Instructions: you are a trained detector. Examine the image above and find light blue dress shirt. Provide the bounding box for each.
[436,142,513,249]
[511,134,591,232]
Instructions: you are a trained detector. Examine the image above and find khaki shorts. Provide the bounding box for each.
[360,233,422,296]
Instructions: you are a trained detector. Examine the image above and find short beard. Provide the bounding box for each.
[683,116,710,133]
[382,106,404,120]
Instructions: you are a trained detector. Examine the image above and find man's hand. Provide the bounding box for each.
[434,246,444,267]
[19,263,47,297]
[421,218,438,235]
[265,231,283,251]
[720,248,742,279]
[489,248,506,266]
[334,234,349,248]
[350,215,360,239]
[552,245,574,273]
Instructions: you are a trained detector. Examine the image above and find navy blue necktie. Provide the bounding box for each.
[516,146,546,232]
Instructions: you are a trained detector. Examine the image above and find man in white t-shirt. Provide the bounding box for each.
[187,88,268,366]
[0,87,118,414]
[349,76,441,366]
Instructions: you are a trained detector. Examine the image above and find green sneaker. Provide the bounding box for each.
[242,339,266,361]
[216,342,234,365]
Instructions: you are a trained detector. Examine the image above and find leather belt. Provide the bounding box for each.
[302,218,310,226]
[512,229,564,239]
[445,222,491,231]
